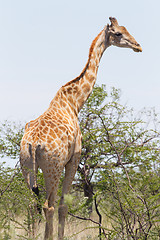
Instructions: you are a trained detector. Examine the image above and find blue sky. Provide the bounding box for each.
[0,0,160,123]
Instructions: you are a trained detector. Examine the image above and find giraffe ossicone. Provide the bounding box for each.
[20,17,142,240]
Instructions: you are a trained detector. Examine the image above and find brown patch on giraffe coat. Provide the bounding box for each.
[39,126,43,131]
[84,70,95,82]
[76,89,81,98]
[68,96,74,107]
[56,113,63,122]
[55,138,62,146]
[87,76,95,84]
[62,101,67,108]
[90,63,97,73]
[68,125,74,133]
[67,87,72,94]
[80,78,85,85]
[83,83,91,94]
[41,119,45,127]
[41,135,46,142]
[68,133,73,141]
[51,142,57,150]
[62,118,69,125]
[47,137,52,144]
[50,129,57,139]
[59,125,66,131]
[73,85,79,94]
[43,126,49,134]
[34,136,39,142]
[65,106,72,116]
[78,98,85,109]
[54,128,60,135]
[60,135,67,145]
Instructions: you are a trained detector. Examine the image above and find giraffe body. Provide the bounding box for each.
[20,17,142,240]
[21,89,82,239]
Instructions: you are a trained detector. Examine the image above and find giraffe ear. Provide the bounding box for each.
[109,17,119,27]
[104,24,110,32]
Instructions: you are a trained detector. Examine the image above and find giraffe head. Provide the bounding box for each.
[107,17,142,52]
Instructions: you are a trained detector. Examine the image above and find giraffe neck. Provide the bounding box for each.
[50,25,110,115]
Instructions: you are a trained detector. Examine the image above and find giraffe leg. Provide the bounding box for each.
[43,199,55,240]
[41,163,63,240]
[58,151,81,240]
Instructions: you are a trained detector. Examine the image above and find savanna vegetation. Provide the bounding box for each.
[0,85,160,240]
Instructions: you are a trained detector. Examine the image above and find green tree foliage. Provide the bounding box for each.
[0,162,45,239]
[75,85,160,239]
[0,85,160,239]
[0,121,24,159]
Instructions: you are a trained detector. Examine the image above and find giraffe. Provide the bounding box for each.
[20,17,142,240]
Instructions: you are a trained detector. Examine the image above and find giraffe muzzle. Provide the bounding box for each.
[133,44,142,52]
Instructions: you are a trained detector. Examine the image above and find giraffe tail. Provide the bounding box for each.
[28,143,42,215]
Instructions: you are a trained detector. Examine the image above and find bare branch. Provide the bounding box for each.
[68,211,109,240]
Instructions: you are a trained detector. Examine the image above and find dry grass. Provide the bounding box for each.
[0,210,102,240]
[62,216,99,240]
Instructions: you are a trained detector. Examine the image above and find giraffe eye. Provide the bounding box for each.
[115,32,122,37]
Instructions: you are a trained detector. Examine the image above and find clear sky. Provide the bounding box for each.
[0,1,160,122]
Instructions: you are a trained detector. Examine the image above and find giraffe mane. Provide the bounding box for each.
[63,30,103,87]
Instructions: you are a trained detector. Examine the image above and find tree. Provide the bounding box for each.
[71,85,160,239]
[0,120,24,159]
[0,85,160,239]
[0,122,45,239]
